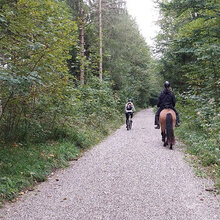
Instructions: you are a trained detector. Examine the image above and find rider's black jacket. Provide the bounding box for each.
[157,89,176,109]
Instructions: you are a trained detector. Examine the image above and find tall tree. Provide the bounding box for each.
[79,0,85,84]
[100,1,156,106]
[67,0,87,85]
[98,0,103,81]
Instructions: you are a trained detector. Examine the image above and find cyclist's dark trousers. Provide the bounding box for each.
[154,107,180,125]
[126,112,133,123]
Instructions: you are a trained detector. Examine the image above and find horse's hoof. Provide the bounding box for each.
[170,144,173,150]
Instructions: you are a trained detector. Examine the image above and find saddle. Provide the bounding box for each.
[163,104,173,109]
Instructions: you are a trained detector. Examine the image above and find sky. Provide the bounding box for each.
[126,0,160,47]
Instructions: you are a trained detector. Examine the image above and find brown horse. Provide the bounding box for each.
[159,109,176,149]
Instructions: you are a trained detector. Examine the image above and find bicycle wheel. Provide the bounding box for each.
[126,120,130,130]
[127,115,132,130]
[130,119,132,129]
[126,113,132,130]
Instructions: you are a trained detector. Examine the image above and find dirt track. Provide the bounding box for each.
[0,109,219,220]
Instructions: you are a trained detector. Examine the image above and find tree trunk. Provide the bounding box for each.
[0,93,2,117]
[99,0,103,81]
[79,0,85,85]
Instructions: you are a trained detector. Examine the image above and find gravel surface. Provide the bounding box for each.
[0,109,219,220]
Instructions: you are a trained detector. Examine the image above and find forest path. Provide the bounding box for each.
[0,109,219,220]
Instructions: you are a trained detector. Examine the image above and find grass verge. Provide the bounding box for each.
[0,116,124,206]
[176,122,220,192]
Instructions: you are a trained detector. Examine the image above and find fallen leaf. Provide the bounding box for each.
[205,188,214,192]
[12,143,18,147]
[28,188,34,191]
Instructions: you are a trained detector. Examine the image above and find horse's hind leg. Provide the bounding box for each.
[161,131,165,142]
[162,132,167,147]
[164,141,168,147]
[163,138,168,147]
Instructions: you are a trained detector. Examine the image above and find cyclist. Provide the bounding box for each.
[125,98,135,126]
[154,81,180,129]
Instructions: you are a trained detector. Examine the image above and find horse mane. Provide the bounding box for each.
[166,113,175,144]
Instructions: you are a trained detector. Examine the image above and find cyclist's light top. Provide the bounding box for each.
[125,102,135,113]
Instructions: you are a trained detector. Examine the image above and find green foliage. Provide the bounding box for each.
[175,93,220,189]
[0,0,78,142]
[156,0,220,95]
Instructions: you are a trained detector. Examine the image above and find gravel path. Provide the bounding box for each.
[0,109,219,220]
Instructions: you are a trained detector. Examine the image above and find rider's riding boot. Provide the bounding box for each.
[175,115,180,127]
[155,124,160,129]
[175,117,180,127]
[155,115,160,129]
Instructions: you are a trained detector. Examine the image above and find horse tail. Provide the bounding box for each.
[166,113,175,144]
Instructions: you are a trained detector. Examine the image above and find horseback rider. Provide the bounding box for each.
[154,81,180,129]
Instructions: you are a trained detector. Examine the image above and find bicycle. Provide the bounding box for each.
[126,112,133,130]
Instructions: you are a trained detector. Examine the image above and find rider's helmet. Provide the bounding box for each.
[128,98,133,103]
[164,81,170,88]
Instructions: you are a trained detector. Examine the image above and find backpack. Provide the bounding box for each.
[127,103,132,110]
